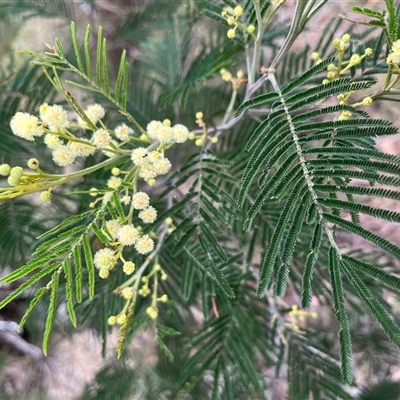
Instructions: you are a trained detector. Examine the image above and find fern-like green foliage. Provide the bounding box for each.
[235,57,400,382]
[0,207,103,353]
[3,1,400,398]
[158,151,238,298]
[21,22,139,133]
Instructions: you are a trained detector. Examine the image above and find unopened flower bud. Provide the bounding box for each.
[89,187,99,197]
[122,287,134,299]
[27,158,39,169]
[8,166,23,186]
[327,71,336,79]
[158,294,168,302]
[227,29,235,39]
[40,191,52,202]
[332,38,341,48]
[146,306,158,319]
[227,16,235,25]
[99,269,110,279]
[0,164,11,176]
[362,96,372,105]
[116,313,127,324]
[234,5,243,16]
[350,54,361,65]
[341,33,350,43]
[310,52,319,61]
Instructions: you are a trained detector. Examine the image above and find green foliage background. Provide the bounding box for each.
[1,1,400,399]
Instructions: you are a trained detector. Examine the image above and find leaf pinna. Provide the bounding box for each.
[237,59,400,381]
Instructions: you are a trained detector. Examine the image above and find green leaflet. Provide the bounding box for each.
[160,151,237,296]
[342,254,400,291]
[342,260,400,348]
[18,287,47,330]
[256,182,306,296]
[63,258,77,327]
[43,270,60,356]
[82,233,95,299]
[328,247,354,384]
[301,222,323,309]
[324,213,400,262]
[0,263,61,309]
[276,196,310,297]
[73,245,83,303]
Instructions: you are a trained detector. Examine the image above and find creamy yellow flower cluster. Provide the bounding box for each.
[9,103,134,169]
[87,118,190,278]
[108,263,169,325]
[93,191,157,279]
[221,5,255,39]
[387,40,400,65]
[131,119,189,185]
[310,34,375,121]
[336,93,372,121]
[312,34,372,85]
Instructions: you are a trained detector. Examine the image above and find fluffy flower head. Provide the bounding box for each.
[115,123,133,141]
[131,147,148,166]
[392,40,400,56]
[172,124,189,143]
[68,141,96,157]
[117,224,140,246]
[138,161,158,181]
[10,112,43,141]
[40,104,69,131]
[139,206,157,224]
[44,134,63,149]
[78,104,105,128]
[156,124,174,144]
[107,176,122,189]
[152,157,171,175]
[105,219,121,240]
[92,129,111,148]
[52,145,76,167]
[131,191,150,210]
[94,248,117,270]
[146,120,163,140]
[123,261,135,275]
[121,195,131,205]
[135,234,154,254]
